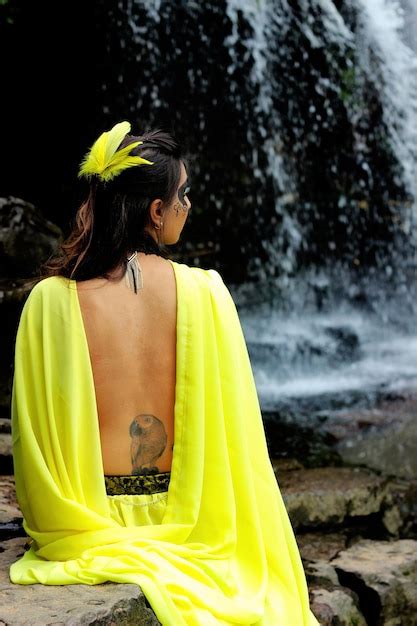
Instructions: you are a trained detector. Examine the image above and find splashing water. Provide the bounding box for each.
[354,0,417,212]
[104,0,417,415]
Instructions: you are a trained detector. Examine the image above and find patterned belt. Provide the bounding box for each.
[104,471,171,496]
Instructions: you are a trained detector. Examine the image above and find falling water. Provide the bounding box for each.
[400,0,417,52]
[225,0,417,414]
[96,0,417,418]
[354,0,417,209]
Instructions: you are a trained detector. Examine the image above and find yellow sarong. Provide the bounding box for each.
[9,260,320,626]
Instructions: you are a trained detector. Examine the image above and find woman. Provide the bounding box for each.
[9,121,320,625]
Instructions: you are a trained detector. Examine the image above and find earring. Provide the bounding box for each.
[154,221,163,245]
[125,251,143,295]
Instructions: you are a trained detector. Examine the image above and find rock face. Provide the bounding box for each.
[0,419,13,475]
[272,460,417,625]
[279,465,391,530]
[1,538,162,626]
[0,475,20,525]
[338,412,417,481]
[323,390,417,480]
[0,196,62,282]
[265,390,417,487]
[309,586,367,626]
[332,539,417,625]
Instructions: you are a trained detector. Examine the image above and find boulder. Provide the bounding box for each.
[0,196,62,281]
[322,390,417,480]
[309,586,366,625]
[332,538,417,625]
[0,538,161,625]
[0,475,20,525]
[0,432,13,474]
[276,465,390,530]
[297,531,348,561]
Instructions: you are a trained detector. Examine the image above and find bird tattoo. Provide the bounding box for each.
[129,414,168,475]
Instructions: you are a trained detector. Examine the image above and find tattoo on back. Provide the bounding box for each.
[129,414,168,475]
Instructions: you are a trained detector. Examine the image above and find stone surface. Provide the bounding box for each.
[332,538,417,625]
[271,457,305,473]
[323,391,417,480]
[0,433,12,457]
[309,587,367,625]
[338,414,417,481]
[0,433,13,474]
[0,373,12,423]
[264,415,342,468]
[0,475,21,524]
[0,196,63,281]
[304,559,340,587]
[0,278,33,306]
[0,418,11,434]
[276,466,390,530]
[297,531,348,561]
[0,537,162,625]
[381,478,417,538]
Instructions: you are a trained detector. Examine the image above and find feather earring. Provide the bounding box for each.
[125,251,144,294]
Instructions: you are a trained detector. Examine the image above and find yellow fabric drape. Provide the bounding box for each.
[9,260,320,626]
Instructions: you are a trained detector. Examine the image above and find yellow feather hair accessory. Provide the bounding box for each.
[78,121,154,182]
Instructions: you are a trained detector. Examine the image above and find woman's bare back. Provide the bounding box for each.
[76,253,177,475]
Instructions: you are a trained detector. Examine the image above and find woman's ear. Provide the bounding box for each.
[148,198,164,224]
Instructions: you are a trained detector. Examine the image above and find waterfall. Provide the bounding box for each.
[233,0,417,272]
[400,0,417,52]
[354,0,417,216]
[69,0,417,411]
[3,0,417,434]
[224,0,300,278]
[219,0,417,411]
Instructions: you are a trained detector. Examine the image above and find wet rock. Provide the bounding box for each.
[381,478,417,538]
[0,538,162,625]
[305,552,372,626]
[309,586,366,625]
[270,457,305,472]
[323,390,417,479]
[0,418,11,434]
[0,433,11,457]
[0,196,62,281]
[304,559,340,587]
[275,463,417,539]
[249,323,361,375]
[322,325,360,364]
[0,277,34,306]
[297,531,348,561]
[332,538,417,625]
[0,476,20,524]
[0,433,12,474]
[276,466,390,530]
[339,413,417,480]
[0,476,24,542]
[0,384,11,420]
[264,416,342,468]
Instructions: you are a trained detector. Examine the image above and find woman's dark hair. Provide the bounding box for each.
[25,128,187,290]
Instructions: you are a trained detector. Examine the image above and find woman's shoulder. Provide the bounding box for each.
[28,275,71,296]
[170,262,235,307]
[170,259,224,283]
[21,275,72,311]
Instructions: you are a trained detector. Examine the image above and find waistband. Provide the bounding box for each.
[104,471,171,496]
